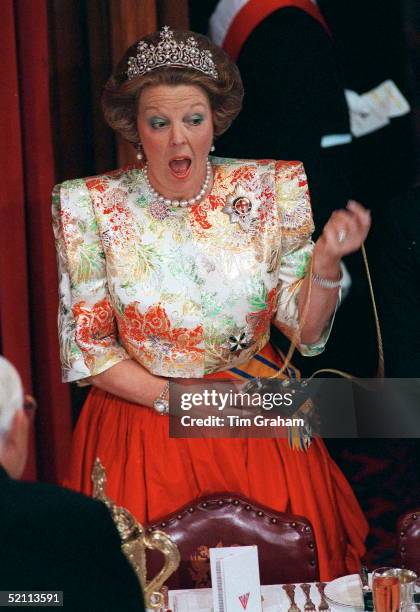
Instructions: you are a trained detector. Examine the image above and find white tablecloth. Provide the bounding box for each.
[168,582,361,611]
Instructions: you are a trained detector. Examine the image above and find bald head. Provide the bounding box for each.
[0,357,28,478]
[0,357,24,436]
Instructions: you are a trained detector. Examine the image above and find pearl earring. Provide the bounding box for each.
[136,143,143,161]
[210,144,215,152]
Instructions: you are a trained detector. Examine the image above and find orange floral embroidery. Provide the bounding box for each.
[118,302,203,352]
[85,177,109,193]
[143,304,172,338]
[246,287,279,338]
[73,298,117,347]
[118,303,146,342]
[189,195,224,230]
[230,166,257,185]
[258,185,276,225]
[90,187,137,243]
[171,325,203,348]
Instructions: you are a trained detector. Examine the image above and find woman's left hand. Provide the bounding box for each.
[314,200,371,265]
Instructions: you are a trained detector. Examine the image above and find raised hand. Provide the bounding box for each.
[314,200,371,265]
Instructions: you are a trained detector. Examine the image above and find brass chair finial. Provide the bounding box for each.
[92,458,180,610]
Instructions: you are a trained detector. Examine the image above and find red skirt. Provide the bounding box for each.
[65,344,368,581]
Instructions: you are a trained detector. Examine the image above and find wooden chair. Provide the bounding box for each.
[397,508,420,574]
[145,492,319,588]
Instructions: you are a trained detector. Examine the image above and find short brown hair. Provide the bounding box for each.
[102,30,244,145]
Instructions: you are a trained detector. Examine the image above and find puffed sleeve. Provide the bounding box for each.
[273,161,339,356]
[52,179,130,384]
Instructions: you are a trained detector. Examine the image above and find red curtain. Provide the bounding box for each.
[0,0,72,482]
[0,0,189,483]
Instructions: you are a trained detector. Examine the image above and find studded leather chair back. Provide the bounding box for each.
[397,509,420,574]
[145,493,319,588]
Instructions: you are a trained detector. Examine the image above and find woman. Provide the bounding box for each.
[52,27,370,580]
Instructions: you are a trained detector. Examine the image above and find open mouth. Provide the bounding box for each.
[169,157,192,178]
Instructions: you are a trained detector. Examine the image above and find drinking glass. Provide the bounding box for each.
[373,567,401,612]
[395,569,417,611]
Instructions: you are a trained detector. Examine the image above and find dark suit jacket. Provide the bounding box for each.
[318,0,416,209]
[215,2,416,216]
[212,6,377,375]
[373,186,420,377]
[0,466,145,612]
[217,7,352,233]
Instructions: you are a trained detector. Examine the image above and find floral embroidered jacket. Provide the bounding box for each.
[52,157,334,383]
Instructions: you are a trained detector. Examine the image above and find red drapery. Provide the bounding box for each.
[0,0,72,482]
[0,0,189,483]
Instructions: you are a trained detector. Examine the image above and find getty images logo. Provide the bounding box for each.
[239,592,250,610]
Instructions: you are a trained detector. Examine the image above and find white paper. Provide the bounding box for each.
[171,590,213,612]
[345,79,410,138]
[210,546,262,612]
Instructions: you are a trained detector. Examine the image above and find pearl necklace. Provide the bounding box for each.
[145,160,212,208]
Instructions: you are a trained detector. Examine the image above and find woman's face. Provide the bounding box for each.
[137,84,214,199]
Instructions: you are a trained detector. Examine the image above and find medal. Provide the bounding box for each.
[222,185,259,233]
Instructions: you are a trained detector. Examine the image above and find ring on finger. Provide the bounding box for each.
[337,229,347,244]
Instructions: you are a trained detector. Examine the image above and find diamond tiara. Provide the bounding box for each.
[127,26,219,81]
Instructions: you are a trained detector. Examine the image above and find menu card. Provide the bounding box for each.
[209,546,262,612]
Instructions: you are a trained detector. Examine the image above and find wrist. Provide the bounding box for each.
[312,246,341,278]
[153,380,170,414]
[312,270,342,289]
